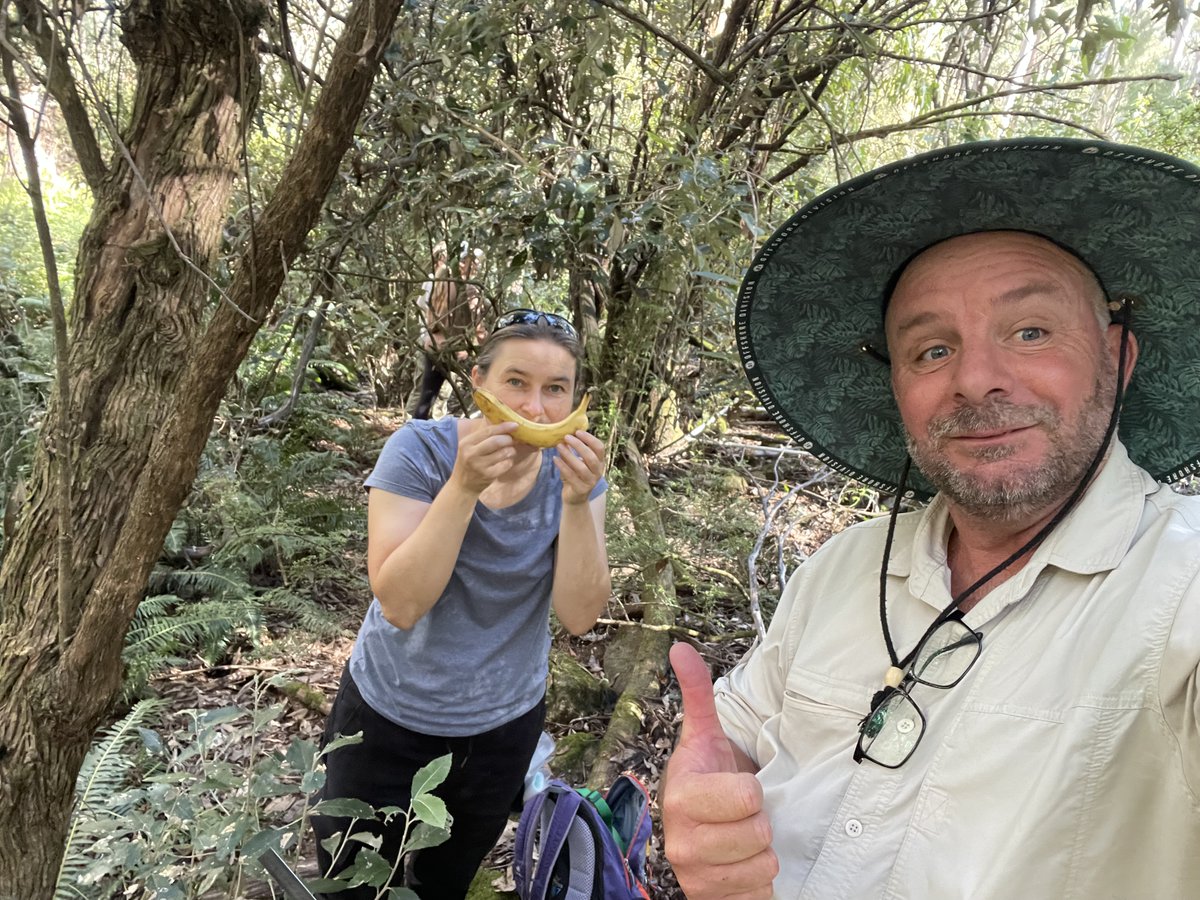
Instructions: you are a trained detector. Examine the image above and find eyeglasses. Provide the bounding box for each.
[853,618,983,768]
[493,308,578,339]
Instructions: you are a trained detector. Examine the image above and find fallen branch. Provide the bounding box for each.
[270,679,330,716]
[595,617,756,643]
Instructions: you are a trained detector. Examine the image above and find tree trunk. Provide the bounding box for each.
[0,0,405,892]
[588,440,677,788]
[0,3,263,890]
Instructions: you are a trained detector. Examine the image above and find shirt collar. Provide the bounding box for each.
[889,440,1156,608]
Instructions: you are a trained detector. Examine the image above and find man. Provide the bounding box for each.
[663,138,1200,899]
[413,241,488,420]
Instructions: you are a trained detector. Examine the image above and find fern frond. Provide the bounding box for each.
[260,587,342,639]
[56,699,167,898]
[123,595,262,696]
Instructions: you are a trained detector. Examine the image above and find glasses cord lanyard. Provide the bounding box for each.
[870,302,1133,706]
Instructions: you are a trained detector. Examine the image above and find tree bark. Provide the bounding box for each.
[588,440,677,788]
[0,0,405,892]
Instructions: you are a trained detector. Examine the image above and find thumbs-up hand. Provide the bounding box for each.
[662,643,779,899]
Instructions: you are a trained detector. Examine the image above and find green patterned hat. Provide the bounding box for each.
[737,137,1200,499]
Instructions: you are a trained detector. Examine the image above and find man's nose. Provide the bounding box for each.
[952,342,1012,404]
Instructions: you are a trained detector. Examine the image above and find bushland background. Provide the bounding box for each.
[0,0,1196,896]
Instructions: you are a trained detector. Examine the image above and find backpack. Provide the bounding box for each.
[514,774,653,900]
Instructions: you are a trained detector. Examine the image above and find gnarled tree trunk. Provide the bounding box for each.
[0,0,406,892]
[0,3,263,889]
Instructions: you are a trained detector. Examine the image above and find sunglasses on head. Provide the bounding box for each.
[493,308,578,339]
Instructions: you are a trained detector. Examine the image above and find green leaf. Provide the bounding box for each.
[242,828,286,861]
[197,706,245,728]
[318,731,364,758]
[411,794,448,829]
[282,734,314,772]
[404,822,451,853]
[738,211,763,238]
[301,769,326,794]
[137,727,163,755]
[311,797,377,819]
[411,753,451,797]
[348,830,383,850]
[304,877,353,893]
[343,848,393,888]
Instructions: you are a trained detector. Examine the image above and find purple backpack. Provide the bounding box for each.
[514,774,653,900]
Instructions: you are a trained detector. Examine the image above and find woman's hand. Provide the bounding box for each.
[451,419,520,496]
[554,430,606,505]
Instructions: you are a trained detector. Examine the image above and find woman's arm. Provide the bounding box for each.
[550,431,611,635]
[368,419,518,629]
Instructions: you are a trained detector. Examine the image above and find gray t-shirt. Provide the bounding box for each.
[350,416,606,736]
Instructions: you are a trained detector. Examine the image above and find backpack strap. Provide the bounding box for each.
[576,788,624,852]
[513,787,553,895]
[517,782,600,900]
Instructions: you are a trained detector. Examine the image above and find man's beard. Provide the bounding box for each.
[905,366,1118,522]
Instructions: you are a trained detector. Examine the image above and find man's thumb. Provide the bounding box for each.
[670,642,727,747]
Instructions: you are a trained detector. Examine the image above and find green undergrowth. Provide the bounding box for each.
[58,678,453,899]
[123,392,380,698]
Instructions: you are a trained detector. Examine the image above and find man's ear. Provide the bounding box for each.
[1106,324,1139,389]
[470,365,483,388]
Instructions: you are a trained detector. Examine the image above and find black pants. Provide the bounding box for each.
[412,355,448,420]
[311,667,545,900]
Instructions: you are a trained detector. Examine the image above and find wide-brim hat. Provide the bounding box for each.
[736,137,1200,499]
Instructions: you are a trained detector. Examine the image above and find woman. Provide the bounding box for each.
[313,309,610,900]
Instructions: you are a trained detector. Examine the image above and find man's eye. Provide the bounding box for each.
[919,346,950,362]
[1019,327,1044,341]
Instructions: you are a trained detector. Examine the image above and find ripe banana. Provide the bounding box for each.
[472,388,590,448]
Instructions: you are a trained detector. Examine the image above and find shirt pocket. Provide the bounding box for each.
[779,665,874,769]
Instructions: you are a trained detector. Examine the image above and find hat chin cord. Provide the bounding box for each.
[869,300,1133,699]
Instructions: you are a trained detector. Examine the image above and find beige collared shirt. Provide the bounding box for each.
[715,442,1200,899]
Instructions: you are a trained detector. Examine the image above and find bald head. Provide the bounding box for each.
[886,232,1110,335]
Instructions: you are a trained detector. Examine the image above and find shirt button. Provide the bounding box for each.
[845,818,864,837]
[896,717,916,734]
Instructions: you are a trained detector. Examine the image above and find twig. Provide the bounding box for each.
[270,679,331,716]
[746,460,835,642]
[689,562,750,601]
[700,439,817,460]
[150,663,301,679]
[655,403,732,455]
[591,0,729,86]
[832,74,1179,145]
